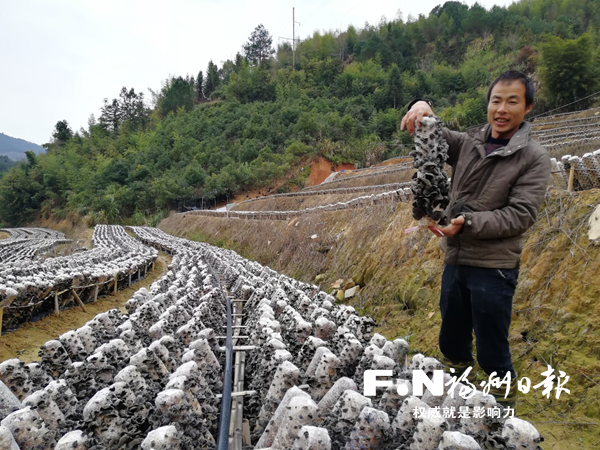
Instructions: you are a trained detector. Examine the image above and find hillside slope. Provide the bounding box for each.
[160,186,600,449]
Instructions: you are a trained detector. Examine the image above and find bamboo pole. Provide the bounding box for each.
[72,290,87,312]
[568,166,576,191]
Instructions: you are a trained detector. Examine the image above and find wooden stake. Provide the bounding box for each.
[128,273,132,287]
[568,166,575,191]
[72,290,87,312]
[93,284,99,302]
[0,307,3,336]
[54,293,60,315]
[242,419,251,445]
[113,275,118,295]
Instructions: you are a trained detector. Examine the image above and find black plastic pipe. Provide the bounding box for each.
[215,275,234,450]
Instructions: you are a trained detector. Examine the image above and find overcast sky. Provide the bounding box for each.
[1,0,517,146]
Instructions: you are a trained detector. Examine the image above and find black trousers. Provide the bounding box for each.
[439,264,518,379]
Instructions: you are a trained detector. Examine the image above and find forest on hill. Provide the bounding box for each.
[1,0,599,226]
[0,155,17,175]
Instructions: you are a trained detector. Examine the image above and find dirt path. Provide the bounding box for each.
[0,253,171,364]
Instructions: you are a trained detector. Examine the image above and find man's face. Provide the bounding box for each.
[487,80,532,140]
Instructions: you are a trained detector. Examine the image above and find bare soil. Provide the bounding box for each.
[307,156,355,187]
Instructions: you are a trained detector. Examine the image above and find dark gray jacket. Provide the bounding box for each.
[442,121,551,268]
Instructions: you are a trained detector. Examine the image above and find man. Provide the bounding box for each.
[400,70,551,406]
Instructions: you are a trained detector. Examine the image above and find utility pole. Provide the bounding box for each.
[293,7,300,70]
[279,8,300,69]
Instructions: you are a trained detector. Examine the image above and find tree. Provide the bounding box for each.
[540,33,598,108]
[0,161,44,225]
[25,151,37,167]
[387,63,403,108]
[118,87,148,130]
[99,87,148,133]
[158,76,195,117]
[52,120,73,144]
[225,59,276,103]
[243,24,275,66]
[196,70,204,101]
[204,61,221,99]
[99,99,122,134]
[0,156,17,176]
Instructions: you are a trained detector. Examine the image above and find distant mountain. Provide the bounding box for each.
[0,133,46,161]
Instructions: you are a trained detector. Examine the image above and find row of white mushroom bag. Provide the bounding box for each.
[0,225,157,331]
[550,150,600,190]
[0,228,67,240]
[0,226,543,449]
[184,188,406,221]
[0,228,71,264]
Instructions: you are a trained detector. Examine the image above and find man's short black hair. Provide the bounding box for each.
[487,70,534,107]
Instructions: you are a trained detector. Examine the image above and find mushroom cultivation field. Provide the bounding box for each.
[0,225,157,332]
[0,226,543,449]
[0,228,72,264]
[532,112,600,153]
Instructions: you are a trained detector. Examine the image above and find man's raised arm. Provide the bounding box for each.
[400,100,435,135]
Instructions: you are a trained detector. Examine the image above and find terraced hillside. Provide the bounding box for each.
[532,108,600,157]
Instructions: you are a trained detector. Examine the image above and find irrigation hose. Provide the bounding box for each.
[215,272,234,450]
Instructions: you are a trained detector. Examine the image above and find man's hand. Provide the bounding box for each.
[436,215,465,237]
[400,101,435,135]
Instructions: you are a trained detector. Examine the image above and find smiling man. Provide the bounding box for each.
[400,70,551,408]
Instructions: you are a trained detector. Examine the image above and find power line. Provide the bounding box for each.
[531,90,600,121]
[301,0,336,27]
[339,0,368,22]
